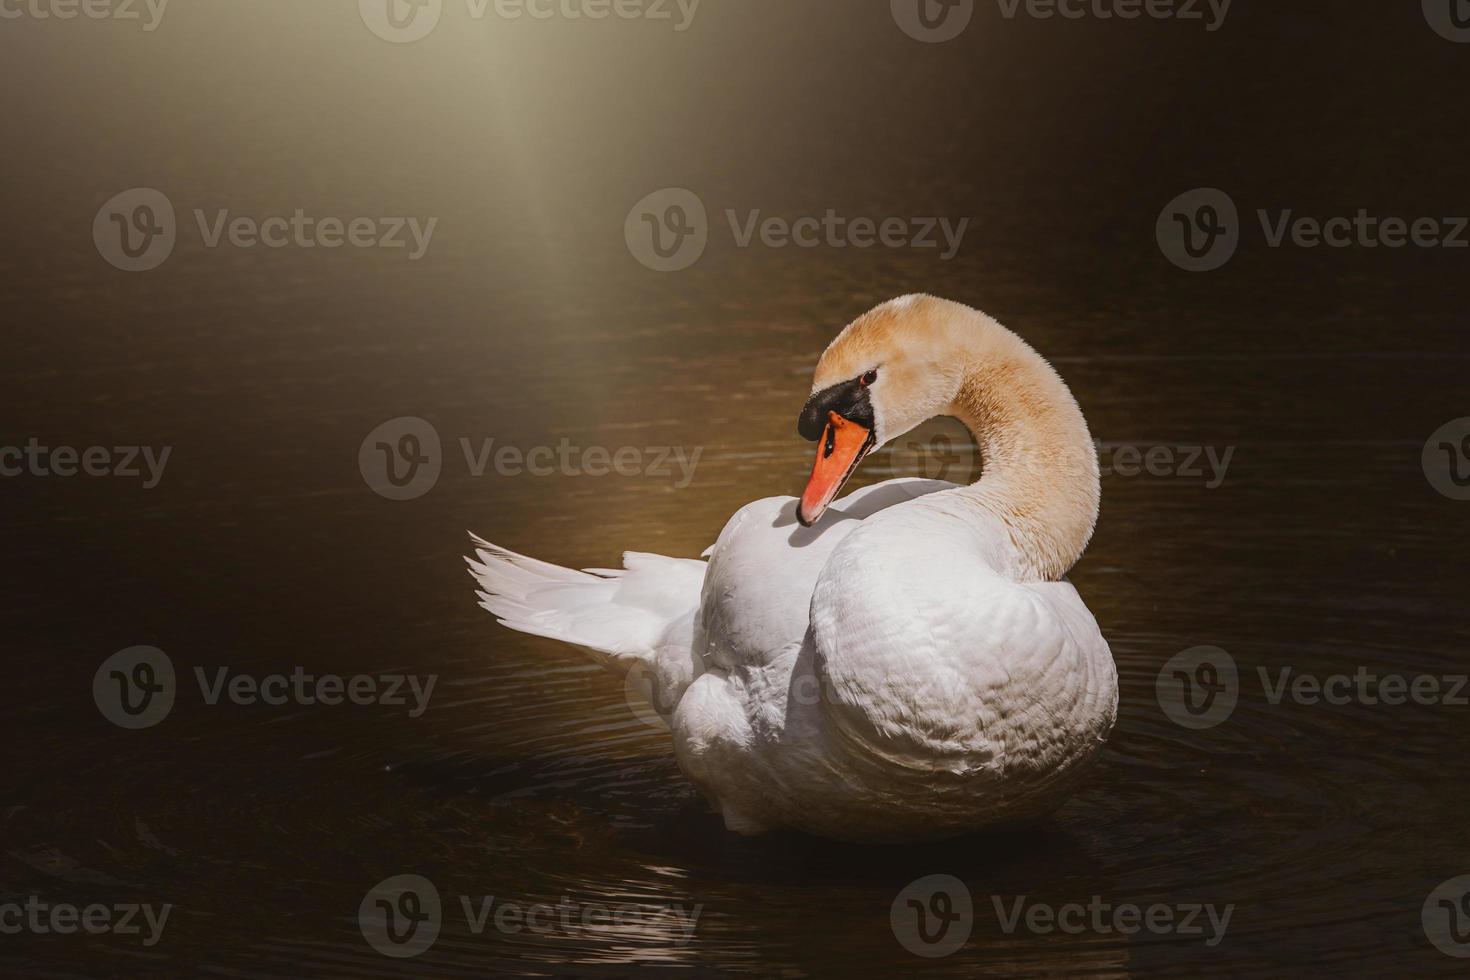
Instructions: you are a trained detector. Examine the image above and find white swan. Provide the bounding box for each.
[468,295,1117,842]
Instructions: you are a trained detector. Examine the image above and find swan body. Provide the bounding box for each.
[468,295,1117,842]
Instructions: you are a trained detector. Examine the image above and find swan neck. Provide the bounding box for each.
[943,341,1099,582]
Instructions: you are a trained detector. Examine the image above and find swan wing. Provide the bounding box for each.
[467,533,706,675]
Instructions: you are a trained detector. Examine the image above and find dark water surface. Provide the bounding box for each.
[3,2,1469,977]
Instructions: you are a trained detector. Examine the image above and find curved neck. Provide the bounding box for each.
[942,334,1099,582]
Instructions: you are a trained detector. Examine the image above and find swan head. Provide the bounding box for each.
[796,294,968,525]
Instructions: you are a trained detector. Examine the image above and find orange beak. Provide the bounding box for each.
[797,411,875,526]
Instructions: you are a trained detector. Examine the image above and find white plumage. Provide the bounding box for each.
[468,295,1118,842]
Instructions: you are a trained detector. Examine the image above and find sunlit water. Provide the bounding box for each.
[5,254,1468,975]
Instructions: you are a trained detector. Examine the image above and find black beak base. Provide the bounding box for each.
[798,378,875,440]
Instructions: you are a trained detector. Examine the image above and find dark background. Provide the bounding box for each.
[2,1,1468,976]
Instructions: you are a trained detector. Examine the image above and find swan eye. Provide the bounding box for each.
[859,370,877,387]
